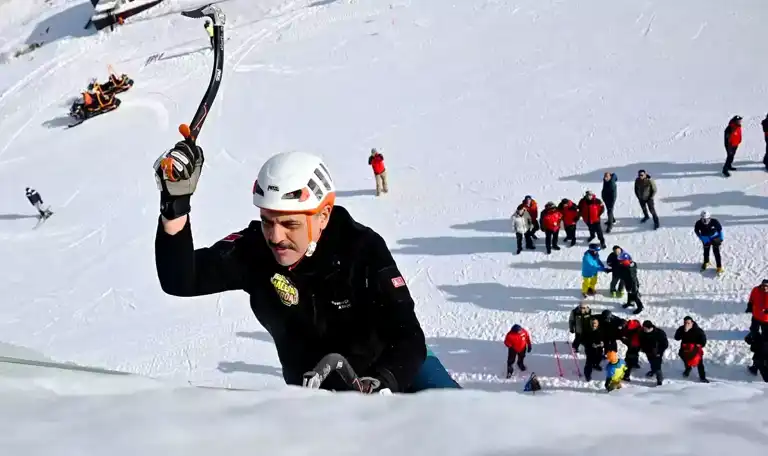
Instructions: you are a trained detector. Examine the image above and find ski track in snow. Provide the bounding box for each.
[0,1,767,445]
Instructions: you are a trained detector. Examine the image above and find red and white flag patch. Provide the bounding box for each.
[391,276,406,288]
[221,233,242,242]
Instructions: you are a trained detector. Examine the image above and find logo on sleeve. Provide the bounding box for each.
[271,273,299,306]
[221,233,242,242]
[391,276,406,288]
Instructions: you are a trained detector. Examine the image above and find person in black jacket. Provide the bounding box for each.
[640,320,668,386]
[25,187,53,218]
[605,246,626,298]
[152,146,439,394]
[762,114,768,171]
[673,316,709,383]
[694,210,724,273]
[582,317,607,381]
[601,172,617,233]
[597,309,625,350]
[613,256,644,315]
[746,331,768,382]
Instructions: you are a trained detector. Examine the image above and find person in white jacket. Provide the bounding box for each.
[512,205,534,254]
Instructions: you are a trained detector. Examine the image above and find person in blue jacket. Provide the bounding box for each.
[581,243,608,297]
[604,350,626,391]
[694,211,724,274]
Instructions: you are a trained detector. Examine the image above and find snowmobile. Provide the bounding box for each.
[87,73,134,96]
[68,90,121,126]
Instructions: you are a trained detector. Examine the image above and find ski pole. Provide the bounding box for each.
[568,343,582,379]
[552,341,564,377]
[178,3,226,145]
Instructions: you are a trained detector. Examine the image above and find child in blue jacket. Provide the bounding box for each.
[581,243,607,297]
[605,350,627,391]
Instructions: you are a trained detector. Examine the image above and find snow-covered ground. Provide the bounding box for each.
[1,0,768,453]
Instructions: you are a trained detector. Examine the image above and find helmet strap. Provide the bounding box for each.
[305,214,317,257]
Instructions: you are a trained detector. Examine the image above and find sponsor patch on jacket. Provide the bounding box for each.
[221,233,242,242]
[391,276,406,288]
[271,273,299,306]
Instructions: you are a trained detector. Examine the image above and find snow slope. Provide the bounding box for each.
[1,0,768,452]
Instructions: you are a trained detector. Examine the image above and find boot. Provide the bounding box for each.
[640,216,649,223]
[552,245,560,251]
[683,367,691,377]
[700,262,709,271]
[632,306,644,315]
[716,267,724,275]
[517,362,527,372]
[748,365,758,375]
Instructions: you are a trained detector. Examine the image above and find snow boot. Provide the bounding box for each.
[700,377,710,383]
[632,306,644,315]
[552,245,560,251]
[517,362,527,372]
[683,367,691,377]
[700,262,710,271]
[716,267,724,275]
[611,291,618,298]
[748,365,758,375]
[640,216,649,223]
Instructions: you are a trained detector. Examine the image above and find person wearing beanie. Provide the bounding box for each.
[674,316,709,383]
[640,320,668,386]
[503,324,532,377]
[581,243,608,298]
[604,350,627,391]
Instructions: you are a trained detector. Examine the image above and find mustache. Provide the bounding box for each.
[268,240,296,250]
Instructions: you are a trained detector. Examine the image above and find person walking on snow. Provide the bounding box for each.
[640,320,668,386]
[368,148,388,196]
[633,169,659,229]
[673,316,709,383]
[153,146,460,394]
[614,255,644,314]
[539,201,562,254]
[606,245,627,298]
[620,319,642,380]
[745,331,768,381]
[204,20,214,48]
[581,243,607,298]
[25,187,52,219]
[568,301,592,352]
[746,279,768,336]
[694,210,724,274]
[723,115,742,177]
[578,191,606,248]
[511,205,534,254]
[504,324,532,377]
[601,172,617,233]
[558,198,580,246]
[604,351,626,391]
[521,196,539,239]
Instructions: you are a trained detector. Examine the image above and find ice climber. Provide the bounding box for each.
[581,243,607,298]
[578,191,606,248]
[539,201,562,254]
[25,187,52,219]
[633,169,659,229]
[723,115,742,177]
[673,316,709,383]
[368,148,388,196]
[568,301,592,352]
[558,198,579,247]
[512,205,534,253]
[504,324,532,377]
[694,210,723,274]
[640,320,668,386]
[601,172,617,233]
[153,145,460,394]
[604,350,626,391]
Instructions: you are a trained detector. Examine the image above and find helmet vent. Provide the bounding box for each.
[314,167,332,192]
[306,178,324,200]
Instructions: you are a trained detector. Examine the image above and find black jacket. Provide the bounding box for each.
[597,314,626,343]
[694,218,723,239]
[581,325,613,355]
[615,262,640,294]
[601,173,617,207]
[154,205,427,392]
[640,327,669,358]
[25,189,42,205]
[673,322,707,348]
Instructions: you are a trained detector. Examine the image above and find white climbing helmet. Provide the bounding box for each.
[252,151,336,215]
[700,210,710,220]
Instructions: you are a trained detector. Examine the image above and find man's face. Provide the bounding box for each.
[638,171,647,179]
[613,247,621,255]
[579,305,588,314]
[260,206,331,266]
[604,173,611,181]
[591,319,599,330]
[684,320,693,331]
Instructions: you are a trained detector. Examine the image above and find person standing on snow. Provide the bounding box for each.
[503,324,532,377]
[722,115,742,177]
[604,351,627,391]
[581,243,607,298]
[568,301,592,352]
[153,145,459,394]
[694,210,724,274]
[640,320,668,386]
[511,205,534,254]
[582,317,607,381]
[746,279,768,336]
[578,191,606,248]
[539,201,562,254]
[762,114,768,171]
[597,309,624,351]
[605,245,627,298]
[633,169,659,229]
[521,195,539,239]
[558,198,580,247]
[601,172,618,233]
[25,187,52,218]
[745,331,768,381]
[673,316,709,383]
[368,148,388,196]
[614,256,644,314]
[620,319,643,380]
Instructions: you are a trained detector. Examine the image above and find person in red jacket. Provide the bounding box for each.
[522,196,539,239]
[620,319,643,380]
[539,201,562,254]
[558,198,580,247]
[578,190,606,249]
[723,115,742,177]
[368,148,388,196]
[504,324,532,377]
[746,279,768,336]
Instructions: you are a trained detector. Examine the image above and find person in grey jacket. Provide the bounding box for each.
[511,205,534,254]
[633,169,659,229]
[568,302,592,352]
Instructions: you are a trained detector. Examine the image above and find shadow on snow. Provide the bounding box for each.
[25,2,95,47]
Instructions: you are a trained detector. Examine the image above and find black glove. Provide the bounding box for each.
[527,345,532,353]
[153,140,204,220]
